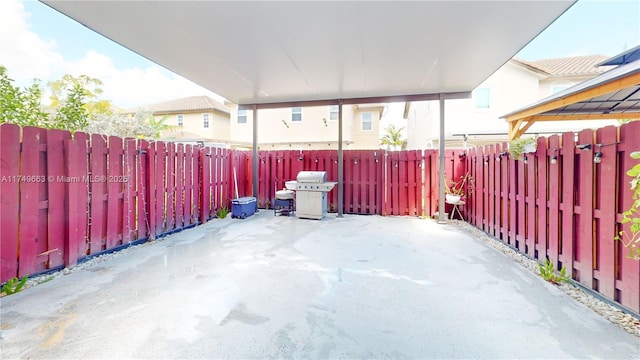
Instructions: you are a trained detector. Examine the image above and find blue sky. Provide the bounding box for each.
[0,0,638,109]
[516,0,640,60]
[23,0,158,71]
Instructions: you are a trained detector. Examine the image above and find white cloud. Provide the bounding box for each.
[62,51,225,108]
[0,0,225,109]
[0,0,64,81]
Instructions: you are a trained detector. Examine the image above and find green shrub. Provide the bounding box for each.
[508,137,536,160]
[538,259,570,284]
[1,276,28,295]
[216,206,229,219]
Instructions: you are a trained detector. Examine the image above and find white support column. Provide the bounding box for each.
[252,105,258,199]
[337,100,344,217]
[438,93,446,223]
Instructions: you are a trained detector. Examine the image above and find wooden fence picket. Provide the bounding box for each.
[1,124,21,281]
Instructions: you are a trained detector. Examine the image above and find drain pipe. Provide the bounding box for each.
[252,105,258,199]
[337,100,344,217]
[438,93,446,223]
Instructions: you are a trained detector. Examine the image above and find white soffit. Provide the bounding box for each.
[42,1,574,106]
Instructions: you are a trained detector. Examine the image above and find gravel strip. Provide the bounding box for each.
[2,238,161,296]
[452,219,640,339]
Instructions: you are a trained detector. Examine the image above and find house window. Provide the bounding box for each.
[237,109,247,124]
[177,114,184,127]
[329,105,339,120]
[203,113,210,128]
[361,112,373,131]
[291,107,302,122]
[552,85,570,94]
[473,88,491,109]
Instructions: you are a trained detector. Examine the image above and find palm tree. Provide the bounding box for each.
[380,124,405,150]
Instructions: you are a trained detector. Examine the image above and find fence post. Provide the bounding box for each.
[536,137,548,262]
[143,140,156,239]
[596,126,618,300]
[200,147,211,223]
[1,124,21,282]
[499,143,509,242]
[560,132,576,273]
[487,145,496,235]
[547,135,561,267]
[575,129,595,287]
[44,130,67,269]
[88,134,107,254]
[64,135,83,268]
[526,141,537,258]
[106,136,123,249]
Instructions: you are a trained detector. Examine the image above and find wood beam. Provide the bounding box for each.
[505,72,640,122]
[508,120,518,140]
[508,121,516,140]
[514,119,536,139]
[508,117,536,140]
[528,112,640,121]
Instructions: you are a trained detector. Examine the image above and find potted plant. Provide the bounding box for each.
[444,172,474,203]
[508,137,537,160]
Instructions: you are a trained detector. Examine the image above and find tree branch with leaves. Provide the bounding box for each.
[617,151,640,260]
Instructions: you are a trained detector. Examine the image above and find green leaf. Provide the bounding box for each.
[630,151,640,160]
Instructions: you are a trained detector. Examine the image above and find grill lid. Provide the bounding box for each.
[296,171,327,183]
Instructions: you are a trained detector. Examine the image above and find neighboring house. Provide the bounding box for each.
[405,55,617,149]
[130,95,231,146]
[228,104,385,150]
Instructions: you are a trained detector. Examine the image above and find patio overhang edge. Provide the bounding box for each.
[238,92,471,111]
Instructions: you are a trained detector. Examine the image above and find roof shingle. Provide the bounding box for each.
[523,55,615,77]
[130,95,230,114]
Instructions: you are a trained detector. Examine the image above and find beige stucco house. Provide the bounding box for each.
[228,103,385,150]
[405,55,617,149]
[133,95,384,150]
[132,95,231,146]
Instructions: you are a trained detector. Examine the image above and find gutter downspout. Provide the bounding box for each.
[337,100,344,217]
[252,105,258,199]
[438,93,446,223]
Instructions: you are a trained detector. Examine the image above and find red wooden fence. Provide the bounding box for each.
[9,120,638,315]
[0,124,237,282]
[465,122,640,313]
[0,124,469,283]
[254,149,463,217]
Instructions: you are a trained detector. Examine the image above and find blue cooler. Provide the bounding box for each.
[232,196,257,219]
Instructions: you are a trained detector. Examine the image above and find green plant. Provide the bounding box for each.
[444,172,474,196]
[50,83,90,131]
[508,137,537,160]
[616,151,640,260]
[1,66,48,126]
[216,205,229,219]
[538,259,570,284]
[380,124,406,151]
[1,66,108,133]
[1,276,28,295]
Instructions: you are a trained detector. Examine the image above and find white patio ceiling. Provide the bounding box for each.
[42,1,574,107]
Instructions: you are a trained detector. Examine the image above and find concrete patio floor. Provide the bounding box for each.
[1,212,639,359]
